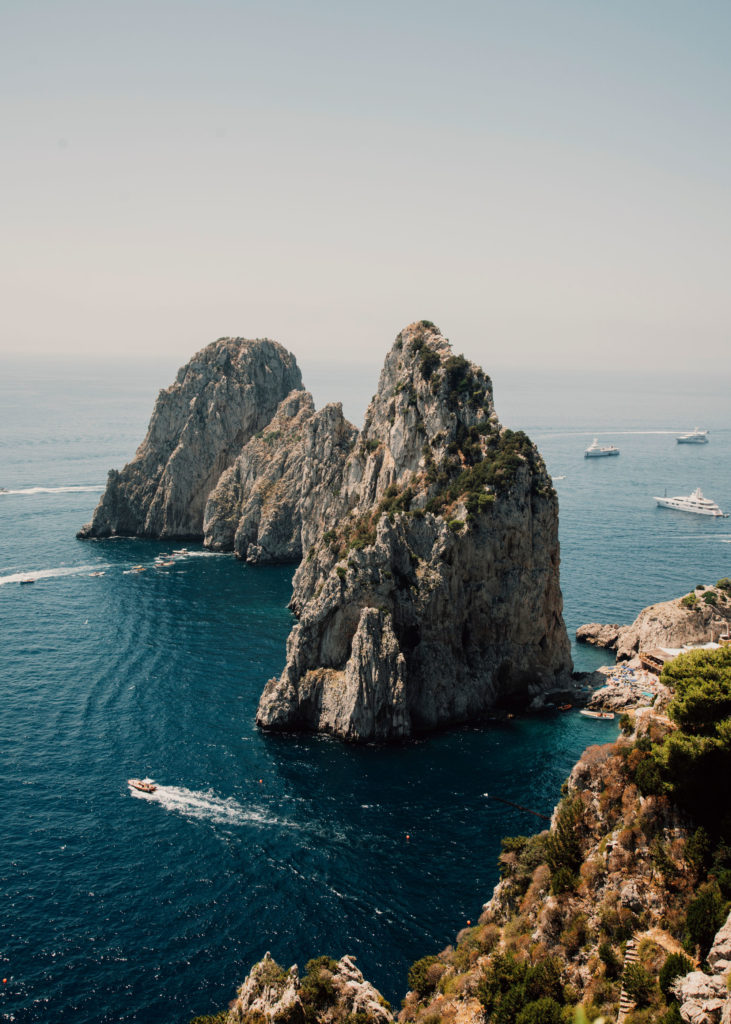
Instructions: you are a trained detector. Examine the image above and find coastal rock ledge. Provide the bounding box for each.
[79,322,572,741]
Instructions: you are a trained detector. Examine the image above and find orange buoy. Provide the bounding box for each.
[259,779,263,783]
[466,920,471,926]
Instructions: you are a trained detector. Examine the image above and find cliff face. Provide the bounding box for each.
[202,391,358,563]
[256,321,571,740]
[78,338,302,539]
[577,581,731,660]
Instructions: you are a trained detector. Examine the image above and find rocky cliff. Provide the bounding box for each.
[255,321,571,740]
[577,580,731,660]
[79,321,571,741]
[78,337,302,539]
[202,391,357,563]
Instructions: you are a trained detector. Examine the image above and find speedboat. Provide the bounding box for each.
[585,438,619,458]
[579,709,615,720]
[19,578,35,585]
[128,779,157,793]
[677,427,709,444]
[654,487,727,517]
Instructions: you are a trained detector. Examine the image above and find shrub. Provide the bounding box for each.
[447,518,464,533]
[703,591,718,606]
[300,956,338,1017]
[717,578,731,592]
[683,882,729,958]
[681,593,697,608]
[598,940,622,979]
[335,566,346,580]
[659,952,693,1001]
[407,955,440,997]
[365,438,380,453]
[516,996,564,1024]
[623,963,655,1007]
[546,796,583,889]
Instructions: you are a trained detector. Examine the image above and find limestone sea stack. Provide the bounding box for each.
[78,320,572,741]
[255,321,572,740]
[78,338,302,539]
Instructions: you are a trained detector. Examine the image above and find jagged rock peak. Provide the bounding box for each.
[78,336,303,540]
[226,952,393,1024]
[256,321,571,741]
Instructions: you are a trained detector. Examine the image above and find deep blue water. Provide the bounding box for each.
[1,359,730,1023]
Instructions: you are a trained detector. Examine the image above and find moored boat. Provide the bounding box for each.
[579,709,615,720]
[584,438,619,458]
[654,487,727,517]
[128,778,157,793]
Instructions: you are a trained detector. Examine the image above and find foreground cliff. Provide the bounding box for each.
[255,321,571,739]
[78,337,303,539]
[80,321,571,740]
[194,647,731,1024]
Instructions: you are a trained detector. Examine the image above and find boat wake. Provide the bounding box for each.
[0,564,113,586]
[129,784,287,829]
[0,485,104,496]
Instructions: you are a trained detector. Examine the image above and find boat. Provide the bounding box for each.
[128,778,157,793]
[579,709,615,720]
[677,427,709,444]
[558,703,573,711]
[654,487,727,517]
[88,571,105,577]
[584,438,619,458]
[19,578,35,585]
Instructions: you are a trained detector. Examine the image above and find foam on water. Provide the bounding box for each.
[128,783,285,828]
[0,485,104,495]
[0,564,113,586]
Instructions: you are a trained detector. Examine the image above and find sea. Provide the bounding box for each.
[1,356,730,1024]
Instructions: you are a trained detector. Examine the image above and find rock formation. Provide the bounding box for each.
[256,321,571,740]
[79,321,571,741]
[673,912,731,1023]
[78,337,302,539]
[203,391,357,563]
[576,581,731,660]
[226,952,393,1024]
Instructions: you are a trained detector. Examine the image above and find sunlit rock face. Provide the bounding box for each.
[255,321,571,741]
[78,337,302,539]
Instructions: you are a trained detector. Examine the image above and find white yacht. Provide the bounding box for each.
[654,487,727,517]
[677,427,709,444]
[584,438,620,458]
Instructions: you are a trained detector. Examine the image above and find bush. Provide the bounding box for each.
[516,996,564,1024]
[623,963,655,1007]
[717,578,731,592]
[447,518,465,533]
[659,952,693,1001]
[407,955,440,997]
[684,883,729,958]
[703,591,718,606]
[598,940,622,979]
[681,593,697,608]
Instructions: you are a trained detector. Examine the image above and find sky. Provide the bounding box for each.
[2,0,731,391]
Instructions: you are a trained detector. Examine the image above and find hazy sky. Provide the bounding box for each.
[3,0,730,381]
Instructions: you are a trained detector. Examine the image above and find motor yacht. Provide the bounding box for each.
[584,438,620,458]
[654,487,727,517]
[677,427,709,444]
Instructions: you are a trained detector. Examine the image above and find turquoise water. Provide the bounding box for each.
[1,360,730,1023]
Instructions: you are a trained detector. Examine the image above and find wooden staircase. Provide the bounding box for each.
[617,937,639,1024]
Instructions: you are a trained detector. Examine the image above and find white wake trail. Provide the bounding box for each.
[0,485,104,495]
[129,784,285,828]
[0,564,113,586]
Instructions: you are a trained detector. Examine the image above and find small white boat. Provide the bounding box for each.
[579,709,615,720]
[654,487,727,517]
[677,427,709,444]
[128,778,157,793]
[585,438,619,458]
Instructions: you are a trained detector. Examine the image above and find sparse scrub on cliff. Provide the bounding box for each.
[680,592,697,608]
